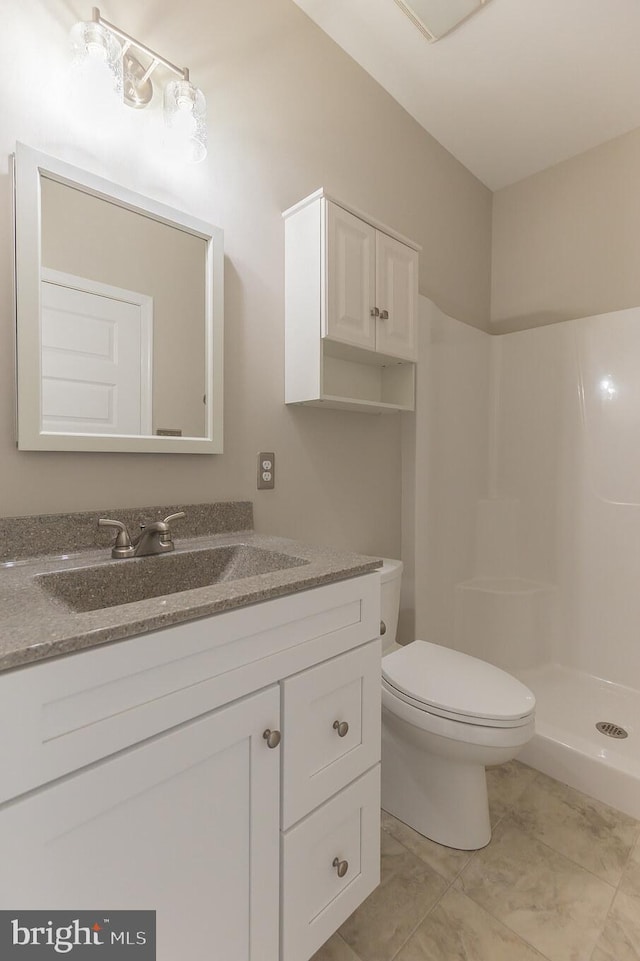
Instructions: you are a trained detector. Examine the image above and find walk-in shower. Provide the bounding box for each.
[406,299,640,818]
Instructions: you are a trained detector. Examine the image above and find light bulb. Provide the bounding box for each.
[86,41,108,60]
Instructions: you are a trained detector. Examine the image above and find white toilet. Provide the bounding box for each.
[379,558,535,850]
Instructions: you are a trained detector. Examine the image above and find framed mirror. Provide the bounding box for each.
[12,143,223,453]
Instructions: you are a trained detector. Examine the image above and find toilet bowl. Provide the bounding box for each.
[378,559,535,850]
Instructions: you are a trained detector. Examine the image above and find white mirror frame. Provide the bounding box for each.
[12,142,224,454]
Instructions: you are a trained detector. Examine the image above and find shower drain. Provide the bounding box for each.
[596,721,628,739]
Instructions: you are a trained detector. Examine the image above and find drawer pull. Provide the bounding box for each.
[332,857,349,878]
[332,719,349,738]
[263,729,281,749]
[380,620,387,636]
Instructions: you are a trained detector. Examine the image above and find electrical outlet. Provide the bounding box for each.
[257,451,275,490]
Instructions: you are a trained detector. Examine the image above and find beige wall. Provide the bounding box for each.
[0,0,491,558]
[41,178,207,437]
[491,126,640,333]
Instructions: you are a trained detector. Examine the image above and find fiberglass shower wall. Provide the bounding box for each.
[406,299,640,692]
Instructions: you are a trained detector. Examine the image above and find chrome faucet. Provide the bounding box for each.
[98,512,186,559]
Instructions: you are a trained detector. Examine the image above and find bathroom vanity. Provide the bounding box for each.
[0,504,382,961]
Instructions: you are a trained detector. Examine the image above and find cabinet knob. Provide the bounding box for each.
[263,729,281,749]
[380,620,387,636]
[380,309,389,320]
[332,857,349,878]
[370,307,380,317]
[332,719,349,738]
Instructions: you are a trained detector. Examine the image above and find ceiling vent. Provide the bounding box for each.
[393,0,492,42]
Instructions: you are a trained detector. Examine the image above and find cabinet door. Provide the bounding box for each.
[281,641,381,828]
[375,231,418,361]
[0,686,281,961]
[325,202,376,350]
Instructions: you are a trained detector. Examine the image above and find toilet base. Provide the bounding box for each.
[382,711,492,850]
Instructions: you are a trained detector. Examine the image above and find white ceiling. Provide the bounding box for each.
[292,0,640,190]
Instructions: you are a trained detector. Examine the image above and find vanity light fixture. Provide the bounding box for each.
[70,7,207,162]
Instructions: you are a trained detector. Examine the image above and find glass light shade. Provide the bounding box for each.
[70,20,123,99]
[163,79,207,163]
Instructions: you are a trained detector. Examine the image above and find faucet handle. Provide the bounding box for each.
[98,518,135,558]
[98,517,128,537]
[163,511,186,526]
[158,511,185,546]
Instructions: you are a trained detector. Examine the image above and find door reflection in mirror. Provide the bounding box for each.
[40,177,207,438]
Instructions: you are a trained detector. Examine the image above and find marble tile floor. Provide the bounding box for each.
[312,761,640,961]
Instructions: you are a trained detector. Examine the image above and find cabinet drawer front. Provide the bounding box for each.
[281,765,380,961]
[281,640,381,828]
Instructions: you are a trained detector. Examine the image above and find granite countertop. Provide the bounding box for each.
[0,502,382,673]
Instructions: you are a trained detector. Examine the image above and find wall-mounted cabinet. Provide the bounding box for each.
[284,190,420,413]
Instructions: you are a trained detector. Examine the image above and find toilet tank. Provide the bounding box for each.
[378,558,403,654]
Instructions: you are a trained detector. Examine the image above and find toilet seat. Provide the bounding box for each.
[382,678,534,729]
[382,640,536,729]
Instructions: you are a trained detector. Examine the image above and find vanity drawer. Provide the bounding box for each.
[281,640,381,828]
[281,764,380,961]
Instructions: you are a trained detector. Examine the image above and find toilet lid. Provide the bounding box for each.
[382,640,535,722]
